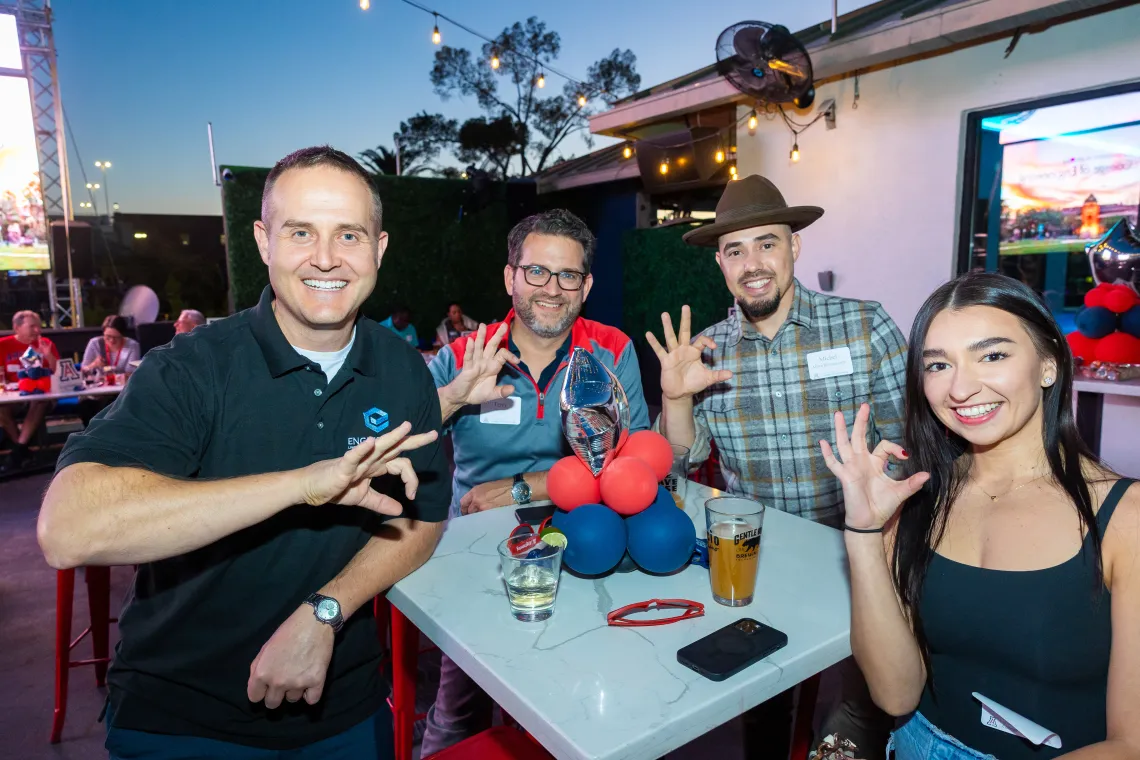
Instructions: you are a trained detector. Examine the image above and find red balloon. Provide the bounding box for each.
[1095,331,1140,364]
[1066,331,1100,362]
[547,456,600,511]
[600,457,657,516]
[618,430,674,481]
[1085,285,1111,309]
[1104,286,1139,315]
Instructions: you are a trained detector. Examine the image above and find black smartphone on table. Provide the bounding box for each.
[514,504,557,527]
[677,618,788,681]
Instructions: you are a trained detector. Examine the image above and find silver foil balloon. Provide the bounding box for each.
[1088,218,1140,293]
[560,347,631,476]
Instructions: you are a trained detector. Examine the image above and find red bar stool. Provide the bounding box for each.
[52,566,116,743]
[387,600,551,760]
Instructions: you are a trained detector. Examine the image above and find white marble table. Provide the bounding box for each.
[0,385,121,406]
[388,482,853,760]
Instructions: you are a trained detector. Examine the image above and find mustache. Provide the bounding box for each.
[737,270,778,287]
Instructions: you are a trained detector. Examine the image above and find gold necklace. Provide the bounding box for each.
[976,473,1048,502]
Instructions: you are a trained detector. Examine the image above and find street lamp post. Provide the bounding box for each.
[94,161,112,216]
[84,183,101,216]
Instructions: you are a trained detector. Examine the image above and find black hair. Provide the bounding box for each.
[506,209,596,274]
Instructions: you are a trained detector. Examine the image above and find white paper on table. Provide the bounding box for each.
[972,692,1062,749]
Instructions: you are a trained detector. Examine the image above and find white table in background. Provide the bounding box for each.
[388,482,852,760]
[0,385,122,406]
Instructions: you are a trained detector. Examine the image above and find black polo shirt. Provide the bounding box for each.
[56,286,449,748]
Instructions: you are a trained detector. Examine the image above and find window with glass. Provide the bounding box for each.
[958,85,1140,334]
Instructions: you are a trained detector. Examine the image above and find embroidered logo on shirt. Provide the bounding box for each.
[363,407,389,434]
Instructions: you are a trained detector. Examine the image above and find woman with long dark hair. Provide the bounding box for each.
[819,272,1140,758]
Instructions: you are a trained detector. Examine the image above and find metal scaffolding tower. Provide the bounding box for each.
[4,0,79,326]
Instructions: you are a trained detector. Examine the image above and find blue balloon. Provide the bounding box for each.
[625,486,697,574]
[1122,305,1140,340]
[1077,305,1117,339]
[551,504,627,576]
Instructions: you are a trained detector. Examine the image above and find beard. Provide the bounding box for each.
[514,292,581,339]
[737,270,783,321]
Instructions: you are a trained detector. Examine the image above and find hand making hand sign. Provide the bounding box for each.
[645,305,733,401]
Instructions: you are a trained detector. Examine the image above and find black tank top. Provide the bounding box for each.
[916,478,1131,757]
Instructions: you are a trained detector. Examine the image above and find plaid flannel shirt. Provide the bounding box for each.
[664,280,907,524]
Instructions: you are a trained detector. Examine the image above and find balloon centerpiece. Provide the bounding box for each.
[1066,219,1140,379]
[547,348,696,577]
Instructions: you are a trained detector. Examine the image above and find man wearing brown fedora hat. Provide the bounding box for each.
[647,174,907,758]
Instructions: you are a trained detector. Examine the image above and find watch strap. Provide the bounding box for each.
[305,592,344,632]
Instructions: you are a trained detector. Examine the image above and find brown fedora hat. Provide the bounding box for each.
[682,174,824,247]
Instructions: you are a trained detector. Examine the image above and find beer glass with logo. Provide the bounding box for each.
[662,444,690,511]
[704,496,766,607]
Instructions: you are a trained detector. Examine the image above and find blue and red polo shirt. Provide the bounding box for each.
[427,311,651,517]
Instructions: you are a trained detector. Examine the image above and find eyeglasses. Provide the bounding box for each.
[515,264,586,291]
[607,598,705,627]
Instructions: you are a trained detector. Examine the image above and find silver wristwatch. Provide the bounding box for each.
[305,593,344,632]
[511,473,532,505]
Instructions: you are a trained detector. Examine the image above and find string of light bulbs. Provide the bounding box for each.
[620,108,760,180]
[777,104,827,163]
[360,0,593,103]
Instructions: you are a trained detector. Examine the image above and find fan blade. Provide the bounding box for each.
[767,58,806,79]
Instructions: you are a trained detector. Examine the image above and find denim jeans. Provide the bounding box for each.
[888,711,997,760]
[105,702,394,760]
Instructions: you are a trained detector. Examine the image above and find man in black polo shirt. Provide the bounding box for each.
[37,146,449,759]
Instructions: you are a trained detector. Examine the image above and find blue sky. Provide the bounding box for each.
[54,0,874,215]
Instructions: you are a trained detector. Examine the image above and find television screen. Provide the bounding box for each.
[999,122,1140,257]
[0,69,50,272]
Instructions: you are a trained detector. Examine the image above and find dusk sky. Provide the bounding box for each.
[53,0,875,216]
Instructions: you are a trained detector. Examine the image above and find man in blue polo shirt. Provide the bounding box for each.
[422,208,650,752]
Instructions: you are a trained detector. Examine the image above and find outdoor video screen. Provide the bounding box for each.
[0,70,50,272]
[999,122,1140,257]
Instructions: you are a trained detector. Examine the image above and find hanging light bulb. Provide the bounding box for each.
[715,147,725,163]
[537,71,545,88]
[748,110,758,132]
[359,0,370,9]
[432,14,441,44]
[659,159,669,175]
[729,164,738,179]
[622,144,633,159]
[791,142,800,162]
[578,93,587,107]
[490,50,500,69]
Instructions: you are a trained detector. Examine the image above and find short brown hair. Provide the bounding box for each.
[261,146,383,231]
[506,209,596,274]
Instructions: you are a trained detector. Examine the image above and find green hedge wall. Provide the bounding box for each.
[220,166,514,339]
[622,224,733,350]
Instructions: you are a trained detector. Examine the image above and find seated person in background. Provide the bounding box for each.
[434,301,478,347]
[174,309,207,334]
[380,306,419,347]
[82,315,141,375]
[826,272,1140,758]
[0,310,59,472]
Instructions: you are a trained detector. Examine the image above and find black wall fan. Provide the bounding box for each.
[716,21,815,108]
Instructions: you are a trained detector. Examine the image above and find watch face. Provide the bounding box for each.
[513,482,530,502]
[316,598,340,621]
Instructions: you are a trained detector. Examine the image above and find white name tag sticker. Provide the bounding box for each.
[973,692,1061,749]
[806,347,855,380]
[479,395,521,425]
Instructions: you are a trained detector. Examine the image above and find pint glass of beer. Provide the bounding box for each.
[704,497,766,607]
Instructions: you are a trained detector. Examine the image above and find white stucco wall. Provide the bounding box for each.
[735,4,1140,475]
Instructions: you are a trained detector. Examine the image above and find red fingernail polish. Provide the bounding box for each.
[901,449,908,457]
